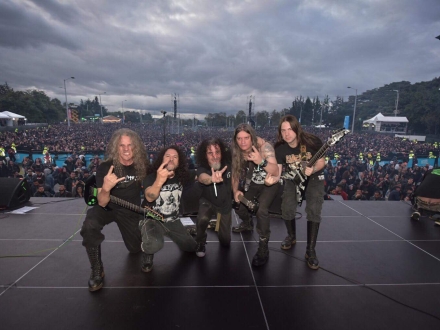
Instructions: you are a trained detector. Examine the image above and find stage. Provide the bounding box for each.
[1,198,440,329]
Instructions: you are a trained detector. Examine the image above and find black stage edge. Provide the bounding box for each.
[1,198,440,330]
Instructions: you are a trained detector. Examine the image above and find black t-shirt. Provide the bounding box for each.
[96,160,142,207]
[198,163,232,213]
[143,173,182,221]
[275,140,323,176]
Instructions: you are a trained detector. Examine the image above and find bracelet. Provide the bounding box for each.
[259,159,268,168]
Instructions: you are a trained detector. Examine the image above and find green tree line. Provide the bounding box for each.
[1,77,439,135]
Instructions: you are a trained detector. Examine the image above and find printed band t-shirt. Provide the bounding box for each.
[143,173,182,222]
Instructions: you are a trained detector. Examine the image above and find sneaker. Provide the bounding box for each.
[195,242,206,257]
[141,253,154,273]
[232,221,253,233]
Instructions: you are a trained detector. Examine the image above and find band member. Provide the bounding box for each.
[141,146,197,272]
[266,115,325,269]
[80,129,149,292]
[231,124,279,266]
[194,138,232,257]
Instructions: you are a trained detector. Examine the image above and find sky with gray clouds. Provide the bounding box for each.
[1,0,440,119]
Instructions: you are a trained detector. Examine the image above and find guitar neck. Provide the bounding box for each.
[238,194,249,205]
[307,142,330,167]
[110,195,142,214]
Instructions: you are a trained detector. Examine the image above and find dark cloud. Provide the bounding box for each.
[1,0,440,118]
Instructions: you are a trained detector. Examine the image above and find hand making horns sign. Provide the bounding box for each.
[264,173,279,186]
[211,165,227,183]
[157,161,174,183]
[102,165,126,191]
[246,146,263,165]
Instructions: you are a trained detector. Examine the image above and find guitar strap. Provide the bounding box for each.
[300,144,307,161]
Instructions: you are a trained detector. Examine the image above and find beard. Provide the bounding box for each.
[166,162,177,171]
[210,161,221,171]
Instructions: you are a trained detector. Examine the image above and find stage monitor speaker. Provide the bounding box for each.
[0,178,31,209]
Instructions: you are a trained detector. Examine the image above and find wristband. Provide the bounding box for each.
[259,159,268,168]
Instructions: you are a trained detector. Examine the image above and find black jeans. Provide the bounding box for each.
[196,198,231,246]
[281,176,325,223]
[139,218,197,254]
[80,206,142,253]
[235,182,279,239]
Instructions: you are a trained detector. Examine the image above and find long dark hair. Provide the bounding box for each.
[231,124,258,182]
[149,145,190,185]
[276,115,321,150]
[196,138,231,170]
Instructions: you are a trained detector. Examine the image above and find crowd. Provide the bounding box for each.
[0,122,438,200]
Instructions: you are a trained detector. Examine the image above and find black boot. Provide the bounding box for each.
[86,246,104,292]
[232,218,254,233]
[281,219,296,250]
[252,237,269,266]
[141,253,154,273]
[305,222,320,270]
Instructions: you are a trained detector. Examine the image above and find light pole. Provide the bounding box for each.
[347,86,357,133]
[392,90,399,116]
[161,110,167,147]
[122,99,127,123]
[98,92,106,122]
[63,77,75,127]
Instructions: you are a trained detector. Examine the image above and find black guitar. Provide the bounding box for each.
[84,174,164,222]
[283,128,349,205]
[238,194,259,213]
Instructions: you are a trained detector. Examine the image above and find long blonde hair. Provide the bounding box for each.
[231,124,258,182]
[105,128,149,180]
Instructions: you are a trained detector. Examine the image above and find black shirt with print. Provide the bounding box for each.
[96,160,141,208]
[143,173,182,222]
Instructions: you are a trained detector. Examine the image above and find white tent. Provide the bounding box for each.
[0,111,26,127]
[363,112,408,133]
[1,111,26,119]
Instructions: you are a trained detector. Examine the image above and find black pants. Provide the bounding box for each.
[196,198,231,246]
[235,182,279,239]
[80,205,142,253]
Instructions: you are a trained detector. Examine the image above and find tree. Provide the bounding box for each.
[255,110,269,128]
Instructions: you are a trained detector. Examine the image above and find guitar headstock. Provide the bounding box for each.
[327,128,350,146]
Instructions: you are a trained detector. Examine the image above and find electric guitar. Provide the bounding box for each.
[237,194,259,213]
[283,128,350,205]
[84,174,164,222]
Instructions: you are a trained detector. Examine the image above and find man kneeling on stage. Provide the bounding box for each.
[80,129,149,292]
[194,138,232,257]
[140,146,197,272]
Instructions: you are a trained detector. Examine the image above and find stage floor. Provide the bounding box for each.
[1,198,440,330]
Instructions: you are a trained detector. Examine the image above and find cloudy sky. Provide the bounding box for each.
[1,0,440,119]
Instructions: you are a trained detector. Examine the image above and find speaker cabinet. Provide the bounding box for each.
[0,178,31,209]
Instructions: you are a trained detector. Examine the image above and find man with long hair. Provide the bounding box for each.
[266,115,325,269]
[231,124,279,266]
[194,138,232,257]
[140,145,197,272]
[80,128,149,292]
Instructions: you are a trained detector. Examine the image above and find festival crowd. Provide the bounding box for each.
[0,122,438,200]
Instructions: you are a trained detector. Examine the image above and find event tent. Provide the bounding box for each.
[363,112,408,133]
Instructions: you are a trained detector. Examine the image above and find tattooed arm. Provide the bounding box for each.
[260,142,279,177]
